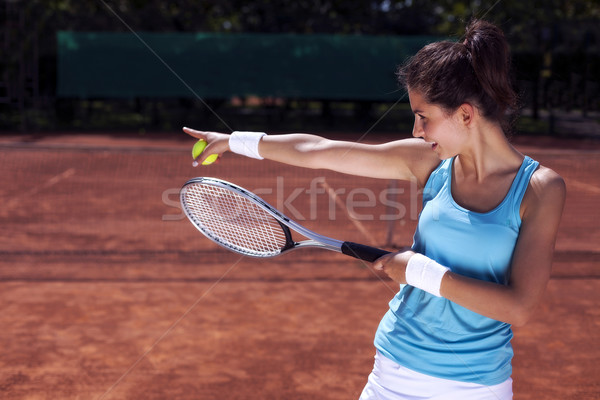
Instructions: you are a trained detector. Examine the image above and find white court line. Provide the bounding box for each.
[4,168,76,210]
[567,179,600,194]
[319,179,379,247]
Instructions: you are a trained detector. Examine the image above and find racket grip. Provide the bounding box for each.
[341,242,390,262]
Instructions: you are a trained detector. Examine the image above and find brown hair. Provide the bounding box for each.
[398,20,517,130]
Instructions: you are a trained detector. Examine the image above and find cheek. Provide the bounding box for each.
[423,120,440,138]
[435,119,460,138]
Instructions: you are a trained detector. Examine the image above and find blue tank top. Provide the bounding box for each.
[374,155,539,386]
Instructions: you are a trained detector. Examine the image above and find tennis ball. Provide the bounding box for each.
[192,139,219,166]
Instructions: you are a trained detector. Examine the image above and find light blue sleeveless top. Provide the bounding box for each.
[374,156,539,386]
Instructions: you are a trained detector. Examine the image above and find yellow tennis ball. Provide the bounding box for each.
[192,139,219,166]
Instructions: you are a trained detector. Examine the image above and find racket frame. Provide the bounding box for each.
[180,177,346,258]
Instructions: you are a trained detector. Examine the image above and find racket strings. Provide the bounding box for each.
[183,184,289,256]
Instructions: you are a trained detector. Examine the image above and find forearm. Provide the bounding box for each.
[440,272,541,327]
[258,133,335,170]
[377,251,549,327]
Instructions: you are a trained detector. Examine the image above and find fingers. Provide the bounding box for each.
[193,148,220,167]
[183,126,209,139]
[372,250,414,284]
[373,252,394,271]
[184,127,230,166]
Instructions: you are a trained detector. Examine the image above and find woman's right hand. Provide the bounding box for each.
[183,127,230,165]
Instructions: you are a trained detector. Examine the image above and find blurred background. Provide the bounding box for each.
[1,0,599,137]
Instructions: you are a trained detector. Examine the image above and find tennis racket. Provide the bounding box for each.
[180,177,390,262]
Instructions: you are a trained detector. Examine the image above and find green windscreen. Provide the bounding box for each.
[57,31,442,101]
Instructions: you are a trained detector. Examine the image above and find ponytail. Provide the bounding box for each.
[463,20,517,118]
[399,19,517,131]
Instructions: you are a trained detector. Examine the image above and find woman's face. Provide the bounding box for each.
[408,90,466,160]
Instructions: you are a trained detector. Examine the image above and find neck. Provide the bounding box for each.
[455,120,522,183]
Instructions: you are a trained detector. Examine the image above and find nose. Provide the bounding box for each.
[412,118,423,138]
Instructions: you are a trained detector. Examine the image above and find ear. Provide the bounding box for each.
[457,103,475,126]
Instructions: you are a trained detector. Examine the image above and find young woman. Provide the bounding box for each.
[183,19,565,400]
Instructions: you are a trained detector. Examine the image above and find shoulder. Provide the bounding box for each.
[521,164,566,220]
[383,138,442,188]
[352,138,441,186]
[530,165,566,198]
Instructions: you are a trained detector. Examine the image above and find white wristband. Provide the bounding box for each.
[405,253,450,297]
[229,131,267,159]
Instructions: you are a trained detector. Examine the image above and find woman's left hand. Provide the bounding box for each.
[373,248,415,284]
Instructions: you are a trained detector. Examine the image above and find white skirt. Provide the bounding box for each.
[359,350,513,400]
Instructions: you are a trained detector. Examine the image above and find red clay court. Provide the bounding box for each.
[0,131,598,399]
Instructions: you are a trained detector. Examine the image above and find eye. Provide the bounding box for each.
[417,114,425,120]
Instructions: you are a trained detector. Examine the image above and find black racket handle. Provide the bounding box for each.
[340,242,391,263]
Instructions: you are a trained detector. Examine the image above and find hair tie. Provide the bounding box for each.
[463,39,471,52]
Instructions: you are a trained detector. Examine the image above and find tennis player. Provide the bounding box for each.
[184,19,565,400]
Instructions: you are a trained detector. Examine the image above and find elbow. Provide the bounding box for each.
[503,285,546,327]
[509,313,530,328]
[507,304,536,327]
